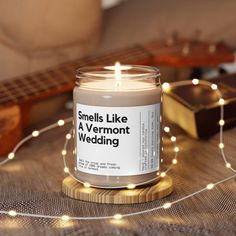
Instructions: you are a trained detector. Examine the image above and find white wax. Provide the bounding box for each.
[74,79,161,107]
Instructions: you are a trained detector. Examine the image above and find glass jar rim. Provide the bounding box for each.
[76,65,160,80]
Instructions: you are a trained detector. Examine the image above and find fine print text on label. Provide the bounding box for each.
[76,103,160,176]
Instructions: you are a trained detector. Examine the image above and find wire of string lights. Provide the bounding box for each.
[0,79,235,221]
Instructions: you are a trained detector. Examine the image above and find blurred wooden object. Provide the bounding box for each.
[164,73,236,138]
[144,39,233,67]
[0,106,22,155]
[0,38,234,155]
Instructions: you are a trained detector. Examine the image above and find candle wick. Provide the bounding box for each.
[115,62,121,91]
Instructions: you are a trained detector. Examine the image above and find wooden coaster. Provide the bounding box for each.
[62,176,173,204]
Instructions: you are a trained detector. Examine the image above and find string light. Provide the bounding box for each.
[61,215,70,221]
[174,147,179,152]
[219,143,224,149]
[113,214,122,220]
[164,126,170,133]
[8,210,17,217]
[172,159,177,164]
[171,136,176,142]
[0,81,235,222]
[61,150,67,156]
[219,98,225,105]
[163,202,172,209]
[206,183,214,190]
[192,78,199,85]
[8,152,15,160]
[127,184,136,189]
[226,163,231,168]
[58,120,65,126]
[162,82,170,92]
[211,84,218,90]
[83,182,91,188]
[32,131,39,137]
[160,172,166,178]
[219,120,225,126]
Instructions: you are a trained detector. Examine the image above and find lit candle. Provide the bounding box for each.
[73,63,162,188]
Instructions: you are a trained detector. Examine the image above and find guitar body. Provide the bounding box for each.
[0,105,22,156]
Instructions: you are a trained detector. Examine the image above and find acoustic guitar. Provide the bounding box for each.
[0,38,234,155]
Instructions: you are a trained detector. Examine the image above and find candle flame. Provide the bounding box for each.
[115,62,121,81]
[104,62,132,90]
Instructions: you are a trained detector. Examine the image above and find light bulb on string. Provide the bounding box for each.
[192,78,199,85]
[8,210,17,217]
[32,131,39,137]
[0,80,235,222]
[113,214,122,220]
[61,215,70,221]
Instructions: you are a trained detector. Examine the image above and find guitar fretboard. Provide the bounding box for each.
[0,45,150,107]
[0,39,234,107]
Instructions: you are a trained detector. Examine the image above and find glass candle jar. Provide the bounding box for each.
[73,64,162,188]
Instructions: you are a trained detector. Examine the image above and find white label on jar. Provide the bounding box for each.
[76,103,160,176]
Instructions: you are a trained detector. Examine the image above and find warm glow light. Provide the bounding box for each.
[113,214,122,220]
[115,62,121,81]
[162,82,170,92]
[61,215,70,221]
[160,172,166,178]
[219,120,225,126]
[219,143,224,149]
[219,98,225,105]
[61,150,67,155]
[174,147,179,152]
[171,136,176,142]
[172,159,177,164]
[226,163,231,168]
[127,184,136,189]
[104,64,131,71]
[163,202,172,209]
[192,78,199,85]
[83,182,91,188]
[32,131,39,137]
[58,120,65,126]
[0,79,233,222]
[211,84,218,90]
[164,126,170,133]
[8,152,15,160]
[206,183,214,190]
[8,210,17,217]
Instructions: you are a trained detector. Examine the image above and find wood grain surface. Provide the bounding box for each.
[62,175,173,204]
